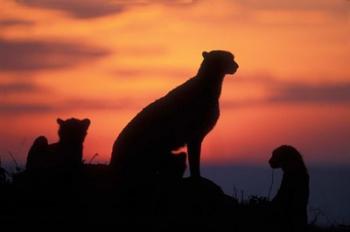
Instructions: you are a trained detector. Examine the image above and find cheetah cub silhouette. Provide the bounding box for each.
[26,118,90,171]
[110,50,238,179]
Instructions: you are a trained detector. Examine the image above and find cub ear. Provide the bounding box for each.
[57,118,64,125]
[82,118,91,129]
[202,51,209,58]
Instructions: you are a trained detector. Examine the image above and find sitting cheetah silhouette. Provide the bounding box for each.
[110,50,239,179]
[26,118,90,171]
[269,145,309,231]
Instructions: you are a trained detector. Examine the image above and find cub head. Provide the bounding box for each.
[269,145,306,172]
[57,118,90,144]
[201,50,239,75]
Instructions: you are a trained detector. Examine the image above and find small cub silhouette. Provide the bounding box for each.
[26,118,90,171]
[110,50,239,179]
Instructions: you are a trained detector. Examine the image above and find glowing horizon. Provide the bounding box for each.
[1,0,350,167]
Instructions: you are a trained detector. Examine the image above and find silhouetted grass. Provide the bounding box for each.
[0,164,348,231]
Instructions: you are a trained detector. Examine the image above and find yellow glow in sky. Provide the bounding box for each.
[0,0,349,166]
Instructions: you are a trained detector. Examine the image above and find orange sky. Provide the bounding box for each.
[1,0,350,167]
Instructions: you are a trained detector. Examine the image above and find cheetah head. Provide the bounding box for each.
[201,50,239,75]
[57,118,90,144]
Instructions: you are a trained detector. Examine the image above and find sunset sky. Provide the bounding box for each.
[1,0,349,167]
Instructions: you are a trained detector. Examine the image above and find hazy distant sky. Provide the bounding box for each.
[0,0,349,166]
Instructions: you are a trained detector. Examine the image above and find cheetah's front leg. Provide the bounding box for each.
[188,139,202,178]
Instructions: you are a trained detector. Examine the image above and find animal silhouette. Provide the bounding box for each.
[269,145,309,232]
[26,118,90,171]
[110,50,239,179]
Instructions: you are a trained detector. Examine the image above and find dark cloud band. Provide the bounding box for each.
[0,19,34,27]
[16,0,198,19]
[16,0,124,19]
[0,38,109,72]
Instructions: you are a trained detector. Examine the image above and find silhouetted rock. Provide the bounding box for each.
[159,177,238,230]
[110,50,239,181]
[116,176,239,230]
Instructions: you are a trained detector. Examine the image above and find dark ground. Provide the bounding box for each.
[0,164,348,231]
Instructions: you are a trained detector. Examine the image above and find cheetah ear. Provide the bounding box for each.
[57,118,64,125]
[82,118,91,129]
[202,51,209,59]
